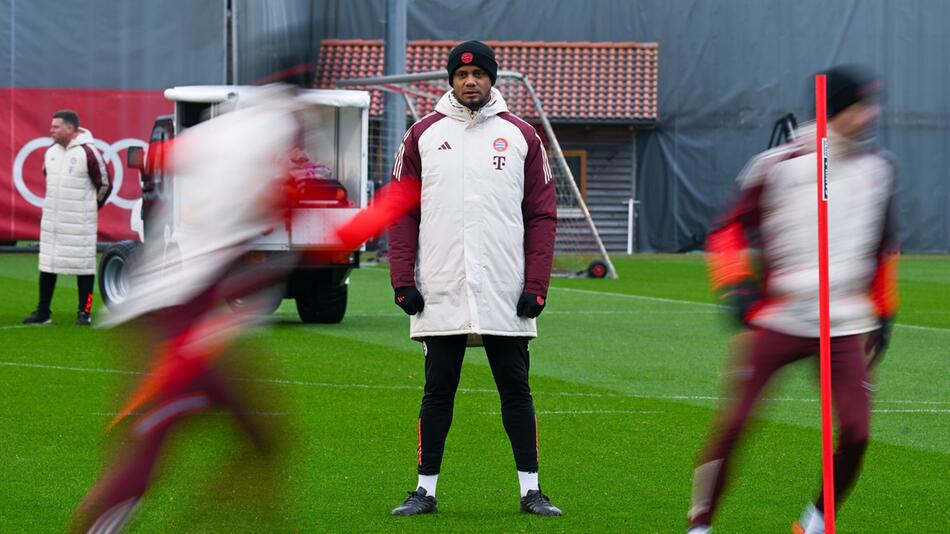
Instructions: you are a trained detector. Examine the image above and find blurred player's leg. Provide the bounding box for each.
[688,330,812,528]
[70,390,210,533]
[794,335,870,533]
[72,364,273,533]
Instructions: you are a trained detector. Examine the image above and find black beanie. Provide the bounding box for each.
[823,64,882,117]
[446,40,498,85]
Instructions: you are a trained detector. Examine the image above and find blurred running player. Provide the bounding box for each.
[686,65,899,534]
[69,86,303,533]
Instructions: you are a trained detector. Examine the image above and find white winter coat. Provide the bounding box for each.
[732,123,898,337]
[39,128,109,275]
[389,88,557,340]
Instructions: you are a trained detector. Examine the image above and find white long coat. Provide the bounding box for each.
[39,128,107,275]
[391,89,557,340]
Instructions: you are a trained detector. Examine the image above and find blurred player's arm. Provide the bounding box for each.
[706,156,772,325]
[866,169,900,366]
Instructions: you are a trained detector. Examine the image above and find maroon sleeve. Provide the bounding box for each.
[706,144,808,290]
[501,113,557,297]
[389,114,443,289]
[82,144,112,209]
[706,182,765,291]
[869,158,900,319]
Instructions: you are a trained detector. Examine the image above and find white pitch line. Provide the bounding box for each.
[88,411,288,417]
[241,375,419,391]
[332,267,950,330]
[551,286,723,308]
[871,409,950,414]
[0,361,142,375]
[549,287,950,333]
[483,409,664,416]
[894,323,950,332]
[338,309,717,318]
[0,324,43,331]
[479,408,950,416]
[2,360,948,406]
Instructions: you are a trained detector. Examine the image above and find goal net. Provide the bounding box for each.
[337,70,617,279]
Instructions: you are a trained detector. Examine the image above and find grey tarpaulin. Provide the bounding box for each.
[318,0,950,252]
[3,0,946,251]
[234,0,324,84]
[2,0,227,89]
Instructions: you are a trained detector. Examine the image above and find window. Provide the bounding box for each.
[559,149,588,200]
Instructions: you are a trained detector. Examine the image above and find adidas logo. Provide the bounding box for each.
[437,141,452,150]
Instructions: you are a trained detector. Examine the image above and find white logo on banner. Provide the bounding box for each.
[12,136,148,210]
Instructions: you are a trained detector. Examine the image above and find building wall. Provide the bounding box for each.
[557,124,637,252]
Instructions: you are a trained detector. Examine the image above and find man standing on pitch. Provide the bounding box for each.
[23,110,111,326]
[687,65,899,534]
[387,40,561,517]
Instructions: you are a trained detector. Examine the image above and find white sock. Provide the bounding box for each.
[517,471,539,497]
[803,504,825,534]
[417,474,438,497]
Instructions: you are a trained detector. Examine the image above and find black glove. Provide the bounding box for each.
[394,286,424,315]
[516,292,546,319]
[722,279,762,326]
[865,316,894,368]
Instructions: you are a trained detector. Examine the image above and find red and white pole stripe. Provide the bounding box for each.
[815,74,836,534]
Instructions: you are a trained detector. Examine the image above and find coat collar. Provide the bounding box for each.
[793,121,870,158]
[66,128,95,149]
[435,87,509,126]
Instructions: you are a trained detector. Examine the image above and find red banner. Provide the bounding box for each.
[0,88,172,242]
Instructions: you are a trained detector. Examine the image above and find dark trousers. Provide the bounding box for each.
[38,271,94,314]
[417,334,539,475]
[689,328,871,526]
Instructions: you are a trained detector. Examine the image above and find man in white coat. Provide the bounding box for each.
[388,41,561,517]
[23,110,111,326]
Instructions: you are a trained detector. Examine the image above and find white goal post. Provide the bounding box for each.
[337,70,618,279]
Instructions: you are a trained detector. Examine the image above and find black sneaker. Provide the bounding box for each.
[75,311,92,326]
[391,487,438,516]
[22,310,52,325]
[520,489,562,516]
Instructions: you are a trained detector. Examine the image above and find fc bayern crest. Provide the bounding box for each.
[461,52,474,64]
[493,138,508,152]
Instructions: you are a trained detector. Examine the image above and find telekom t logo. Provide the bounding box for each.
[492,155,506,170]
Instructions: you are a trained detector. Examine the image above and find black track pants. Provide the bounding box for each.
[416,335,539,475]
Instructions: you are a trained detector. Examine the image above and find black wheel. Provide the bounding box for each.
[227,293,283,316]
[98,241,139,309]
[295,275,347,323]
[587,260,609,279]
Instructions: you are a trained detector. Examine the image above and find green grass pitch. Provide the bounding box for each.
[0,252,947,532]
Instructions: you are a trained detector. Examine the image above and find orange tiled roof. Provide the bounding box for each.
[315,39,658,123]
